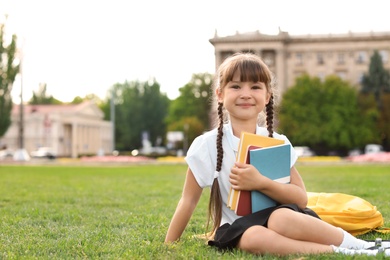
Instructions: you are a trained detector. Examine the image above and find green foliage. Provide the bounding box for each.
[109,79,170,151]
[166,73,213,132]
[362,50,390,108]
[279,75,323,145]
[70,94,102,105]
[99,97,110,121]
[357,92,382,142]
[279,74,377,155]
[378,93,390,149]
[361,51,390,149]
[70,96,84,104]
[100,73,213,152]
[29,83,62,105]
[0,164,388,259]
[0,22,19,137]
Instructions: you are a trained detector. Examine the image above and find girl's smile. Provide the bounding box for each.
[236,102,255,108]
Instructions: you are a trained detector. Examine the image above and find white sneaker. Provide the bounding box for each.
[332,245,379,256]
[365,239,390,249]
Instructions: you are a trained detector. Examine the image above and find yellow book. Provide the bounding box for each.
[227,132,285,215]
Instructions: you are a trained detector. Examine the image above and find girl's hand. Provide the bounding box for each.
[229,162,265,191]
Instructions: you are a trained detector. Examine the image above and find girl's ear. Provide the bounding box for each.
[216,88,223,102]
[266,92,272,104]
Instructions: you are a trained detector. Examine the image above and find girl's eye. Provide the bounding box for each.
[231,84,240,89]
[252,85,262,89]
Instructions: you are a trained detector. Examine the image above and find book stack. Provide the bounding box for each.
[227,132,291,216]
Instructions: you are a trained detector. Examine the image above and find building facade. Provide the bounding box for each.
[1,101,113,158]
[209,30,390,94]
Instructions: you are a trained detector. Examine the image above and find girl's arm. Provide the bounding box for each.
[165,167,203,243]
[230,163,308,209]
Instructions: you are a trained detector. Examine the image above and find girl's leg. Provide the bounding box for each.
[267,208,367,249]
[238,225,333,256]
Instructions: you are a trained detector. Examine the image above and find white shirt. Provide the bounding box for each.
[185,122,298,225]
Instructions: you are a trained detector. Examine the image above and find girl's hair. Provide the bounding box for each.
[207,52,276,236]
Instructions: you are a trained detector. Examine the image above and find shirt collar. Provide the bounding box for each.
[225,122,264,154]
[225,122,239,154]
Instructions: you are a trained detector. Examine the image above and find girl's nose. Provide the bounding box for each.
[240,86,251,98]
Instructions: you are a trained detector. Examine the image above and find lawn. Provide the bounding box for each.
[0,163,389,259]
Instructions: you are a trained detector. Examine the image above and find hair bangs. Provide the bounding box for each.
[238,59,271,84]
[216,53,274,91]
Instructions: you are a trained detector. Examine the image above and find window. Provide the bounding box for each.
[317,53,324,65]
[263,55,274,66]
[296,53,303,65]
[379,50,388,64]
[356,51,366,64]
[221,51,234,60]
[241,49,255,54]
[337,53,345,64]
[262,51,275,66]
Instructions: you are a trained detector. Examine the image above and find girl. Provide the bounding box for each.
[165,53,387,257]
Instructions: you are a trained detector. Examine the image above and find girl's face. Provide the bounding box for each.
[217,71,271,123]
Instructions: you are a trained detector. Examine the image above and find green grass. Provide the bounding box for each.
[0,163,389,259]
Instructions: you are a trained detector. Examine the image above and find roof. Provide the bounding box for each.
[209,30,390,45]
[11,101,104,119]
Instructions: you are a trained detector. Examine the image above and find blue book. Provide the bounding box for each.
[249,143,291,213]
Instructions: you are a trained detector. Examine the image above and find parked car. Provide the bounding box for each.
[364,144,384,154]
[30,147,56,159]
[139,146,167,156]
[294,146,315,157]
[348,148,362,156]
[0,149,13,160]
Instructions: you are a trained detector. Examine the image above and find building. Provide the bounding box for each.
[209,29,390,94]
[0,101,113,158]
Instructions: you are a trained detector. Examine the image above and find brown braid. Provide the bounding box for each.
[216,102,224,172]
[206,102,224,236]
[266,95,274,137]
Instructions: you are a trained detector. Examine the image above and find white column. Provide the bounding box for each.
[71,122,78,158]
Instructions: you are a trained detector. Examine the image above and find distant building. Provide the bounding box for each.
[209,29,390,94]
[0,101,113,158]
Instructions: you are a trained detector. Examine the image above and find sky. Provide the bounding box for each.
[1,0,390,103]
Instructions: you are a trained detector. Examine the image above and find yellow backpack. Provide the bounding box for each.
[307,192,390,236]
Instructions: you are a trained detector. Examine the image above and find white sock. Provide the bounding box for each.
[338,228,369,249]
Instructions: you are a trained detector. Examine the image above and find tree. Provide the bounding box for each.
[107,79,170,151]
[378,93,390,149]
[361,50,390,110]
[70,93,102,105]
[165,73,213,134]
[279,74,377,155]
[0,21,19,137]
[29,83,62,104]
[361,50,390,149]
[278,75,323,146]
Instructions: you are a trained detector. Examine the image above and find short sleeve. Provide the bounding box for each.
[272,132,298,167]
[185,133,217,188]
